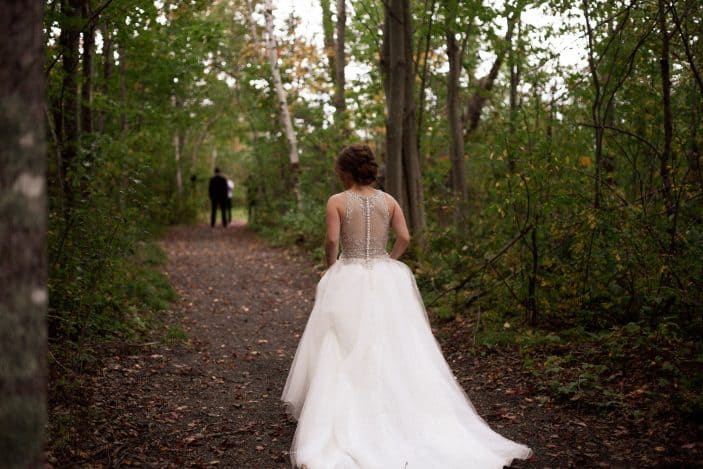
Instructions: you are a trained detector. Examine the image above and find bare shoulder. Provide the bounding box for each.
[381,191,399,213]
[380,191,398,204]
[326,192,347,214]
[327,192,346,205]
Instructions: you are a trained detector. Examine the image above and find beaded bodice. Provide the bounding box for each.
[340,189,390,263]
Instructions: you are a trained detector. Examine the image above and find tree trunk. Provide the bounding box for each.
[171,96,184,196]
[81,0,94,135]
[174,131,183,196]
[382,0,425,238]
[670,0,703,96]
[401,0,425,237]
[334,0,346,131]
[416,0,436,155]
[98,20,111,132]
[446,15,467,203]
[320,0,336,88]
[686,89,702,189]
[262,0,301,202]
[582,0,603,208]
[0,1,48,465]
[464,14,517,135]
[191,116,217,167]
[382,0,406,207]
[507,15,521,171]
[658,0,675,218]
[59,0,83,202]
[118,40,127,134]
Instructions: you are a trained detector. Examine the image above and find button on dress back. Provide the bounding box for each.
[340,189,390,265]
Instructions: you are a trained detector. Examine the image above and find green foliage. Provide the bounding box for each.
[46,0,226,348]
[473,320,703,417]
[49,234,175,342]
[43,0,702,423]
[165,325,189,344]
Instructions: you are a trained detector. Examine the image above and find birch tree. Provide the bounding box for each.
[252,0,301,202]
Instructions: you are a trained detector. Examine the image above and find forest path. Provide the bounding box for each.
[60,223,677,467]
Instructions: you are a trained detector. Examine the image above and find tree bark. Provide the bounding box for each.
[0,1,48,465]
[582,0,603,208]
[261,0,301,202]
[401,0,425,237]
[320,0,336,88]
[464,14,517,135]
[446,9,467,203]
[415,0,436,155]
[507,14,521,171]
[98,20,111,132]
[334,0,346,131]
[658,0,675,218]
[59,0,83,202]
[174,131,183,196]
[382,0,406,207]
[118,39,127,134]
[670,0,703,96]
[191,115,218,167]
[382,0,425,238]
[81,0,95,134]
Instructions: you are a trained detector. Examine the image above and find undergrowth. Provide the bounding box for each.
[470,311,703,421]
[47,241,179,456]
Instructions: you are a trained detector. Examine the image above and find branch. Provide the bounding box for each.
[670,0,703,95]
[427,224,533,307]
[45,0,117,75]
[575,121,660,155]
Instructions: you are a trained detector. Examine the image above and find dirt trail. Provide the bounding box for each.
[50,224,697,468]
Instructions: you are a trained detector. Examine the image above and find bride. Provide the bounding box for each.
[282,144,532,468]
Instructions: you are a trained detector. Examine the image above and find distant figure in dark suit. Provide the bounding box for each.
[209,168,229,227]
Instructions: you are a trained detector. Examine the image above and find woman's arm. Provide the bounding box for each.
[325,195,341,268]
[388,196,411,259]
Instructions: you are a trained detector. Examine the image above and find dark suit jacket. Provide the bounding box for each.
[209,174,229,202]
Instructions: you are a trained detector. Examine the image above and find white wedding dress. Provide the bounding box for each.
[282,189,532,469]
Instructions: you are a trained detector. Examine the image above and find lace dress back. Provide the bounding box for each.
[340,189,390,263]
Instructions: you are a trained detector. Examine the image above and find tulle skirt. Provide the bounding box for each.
[282,258,532,469]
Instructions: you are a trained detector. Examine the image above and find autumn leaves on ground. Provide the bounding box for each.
[47,224,699,468]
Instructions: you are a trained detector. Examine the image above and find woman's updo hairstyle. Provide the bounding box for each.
[335,144,378,185]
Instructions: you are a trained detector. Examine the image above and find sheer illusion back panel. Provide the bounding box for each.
[340,190,390,261]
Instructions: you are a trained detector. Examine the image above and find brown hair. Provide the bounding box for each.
[335,144,378,185]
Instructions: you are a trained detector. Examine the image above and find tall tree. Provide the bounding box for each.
[0,1,48,466]
[401,0,425,235]
[97,19,111,132]
[172,96,184,197]
[464,11,517,135]
[58,0,83,203]
[382,0,425,237]
[445,0,468,203]
[251,0,301,202]
[320,0,337,87]
[334,0,347,131]
[658,0,675,219]
[415,0,437,154]
[81,0,95,135]
[507,13,522,171]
